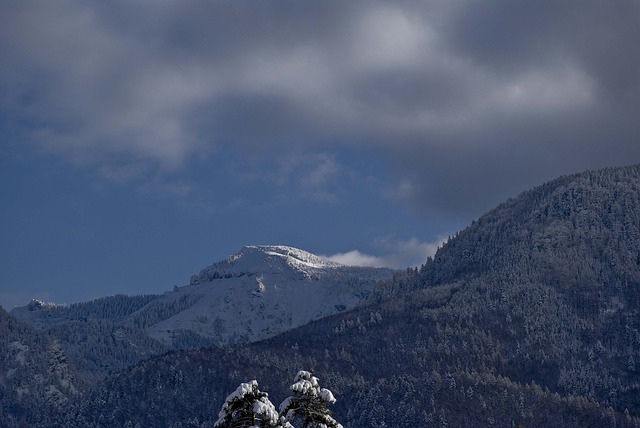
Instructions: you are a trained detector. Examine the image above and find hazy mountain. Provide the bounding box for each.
[59,164,640,427]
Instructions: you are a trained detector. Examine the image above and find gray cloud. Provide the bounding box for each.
[2,0,640,222]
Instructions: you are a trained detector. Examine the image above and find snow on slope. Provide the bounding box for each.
[138,245,394,347]
[189,245,343,284]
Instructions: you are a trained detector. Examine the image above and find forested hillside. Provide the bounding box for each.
[3,164,640,427]
[0,307,78,427]
[377,164,640,410]
[56,165,640,427]
[422,164,639,299]
[10,295,167,385]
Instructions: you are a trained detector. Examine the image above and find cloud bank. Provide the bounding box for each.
[2,0,640,220]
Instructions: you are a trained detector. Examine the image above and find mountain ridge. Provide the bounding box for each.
[4,164,640,427]
[60,163,640,427]
[9,244,394,379]
[189,245,345,285]
[135,244,393,347]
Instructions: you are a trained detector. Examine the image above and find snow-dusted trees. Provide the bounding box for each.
[214,380,292,428]
[215,371,342,428]
[280,371,343,428]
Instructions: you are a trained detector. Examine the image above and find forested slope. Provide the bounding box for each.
[0,307,79,427]
[59,164,640,427]
[62,282,637,427]
[409,164,640,302]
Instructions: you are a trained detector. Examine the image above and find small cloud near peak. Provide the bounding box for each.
[324,236,446,269]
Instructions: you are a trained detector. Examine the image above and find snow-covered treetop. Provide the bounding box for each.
[220,380,259,407]
[287,371,336,404]
[279,370,342,428]
[215,380,292,428]
[215,371,341,428]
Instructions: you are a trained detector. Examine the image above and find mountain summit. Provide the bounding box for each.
[136,245,394,347]
[10,245,394,376]
[189,245,343,285]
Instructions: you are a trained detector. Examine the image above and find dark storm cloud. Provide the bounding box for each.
[371,0,640,218]
[448,0,640,111]
[2,0,640,221]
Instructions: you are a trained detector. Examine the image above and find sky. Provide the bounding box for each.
[2,1,640,309]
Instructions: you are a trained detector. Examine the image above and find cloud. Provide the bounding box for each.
[351,6,432,68]
[325,236,446,269]
[2,1,640,220]
[325,250,385,268]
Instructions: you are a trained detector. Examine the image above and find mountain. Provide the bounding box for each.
[57,164,640,427]
[137,245,393,347]
[388,164,640,302]
[8,245,393,383]
[376,164,640,408]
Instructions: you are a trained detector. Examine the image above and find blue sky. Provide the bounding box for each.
[2,1,640,309]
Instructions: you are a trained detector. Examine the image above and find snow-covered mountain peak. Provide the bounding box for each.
[239,245,343,269]
[142,244,395,347]
[11,244,395,351]
[190,245,343,285]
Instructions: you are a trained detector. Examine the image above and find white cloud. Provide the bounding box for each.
[326,250,385,268]
[325,236,446,269]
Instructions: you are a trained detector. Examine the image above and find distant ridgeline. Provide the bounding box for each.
[20,294,161,326]
[3,164,640,427]
[8,294,166,388]
[5,245,393,407]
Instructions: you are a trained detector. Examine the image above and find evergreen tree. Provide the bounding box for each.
[215,380,292,428]
[279,370,343,428]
